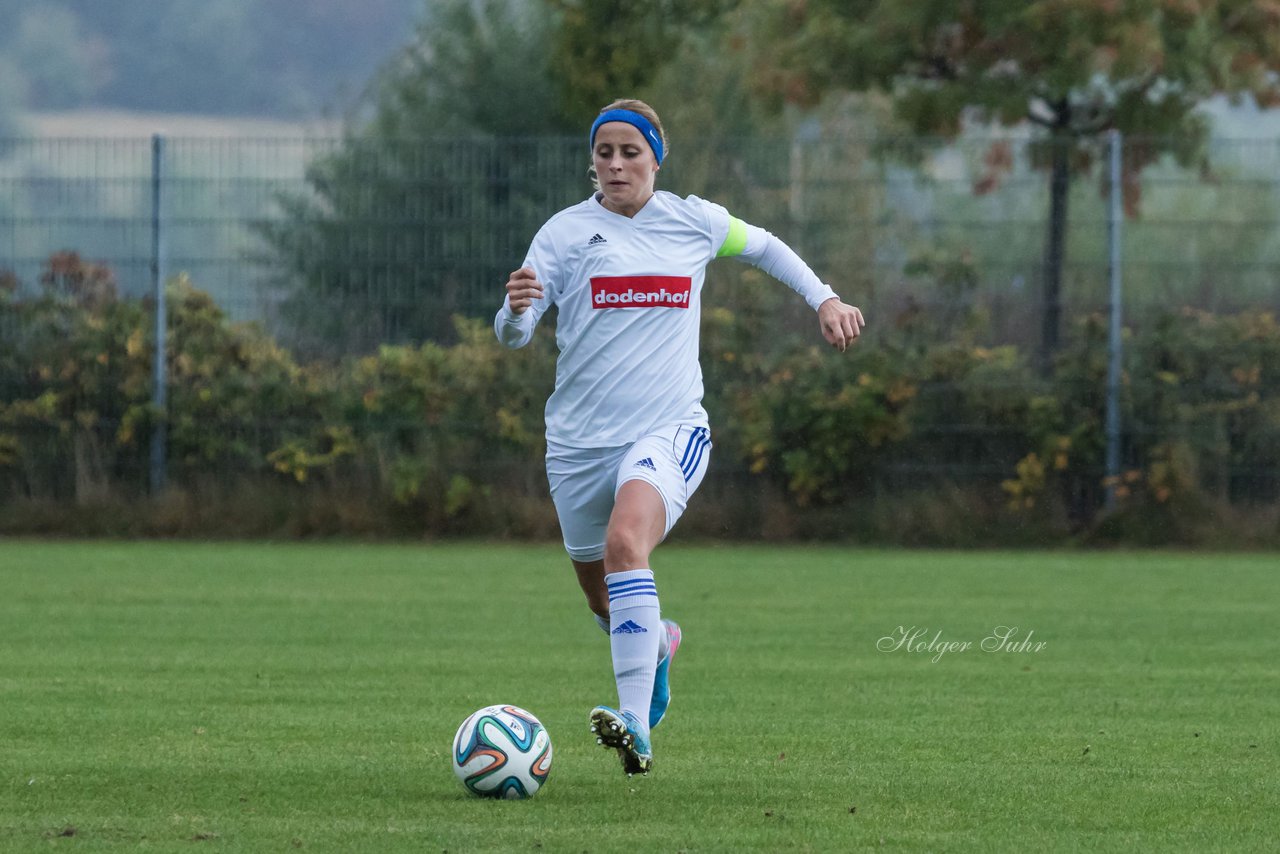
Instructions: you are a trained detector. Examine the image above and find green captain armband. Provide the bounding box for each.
[715,216,748,258]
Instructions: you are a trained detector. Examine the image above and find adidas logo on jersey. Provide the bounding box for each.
[611,619,648,635]
[634,457,657,471]
[587,233,607,246]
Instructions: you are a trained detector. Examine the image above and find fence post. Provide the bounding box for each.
[1104,128,1123,512]
[150,134,168,494]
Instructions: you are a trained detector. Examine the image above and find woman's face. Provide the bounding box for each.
[593,121,659,217]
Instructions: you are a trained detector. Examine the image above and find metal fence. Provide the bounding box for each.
[2,131,1279,536]
[5,133,1278,333]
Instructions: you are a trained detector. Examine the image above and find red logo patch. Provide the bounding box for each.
[591,276,692,309]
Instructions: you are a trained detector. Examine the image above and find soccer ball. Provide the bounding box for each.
[451,705,552,799]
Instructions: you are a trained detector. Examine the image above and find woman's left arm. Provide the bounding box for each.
[730,220,865,351]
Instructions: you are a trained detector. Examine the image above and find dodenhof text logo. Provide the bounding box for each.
[591,275,692,309]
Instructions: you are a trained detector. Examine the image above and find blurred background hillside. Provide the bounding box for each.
[0,0,421,128]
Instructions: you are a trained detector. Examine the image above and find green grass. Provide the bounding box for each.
[0,542,1276,852]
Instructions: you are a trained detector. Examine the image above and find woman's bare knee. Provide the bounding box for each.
[604,527,650,572]
[604,480,666,573]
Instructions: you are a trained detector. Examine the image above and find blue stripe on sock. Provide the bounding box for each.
[604,588,655,601]
[606,578,656,592]
[608,582,657,593]
[605,570,653,584]
[606,571,658,602]
[608,584,657,600]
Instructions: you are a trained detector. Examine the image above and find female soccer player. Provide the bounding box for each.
[495,99,864,776]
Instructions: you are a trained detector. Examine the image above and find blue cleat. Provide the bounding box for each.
[589,705,652,776]
[649,619,682,729]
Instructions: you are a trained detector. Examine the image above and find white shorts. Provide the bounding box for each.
[546,423,712,562]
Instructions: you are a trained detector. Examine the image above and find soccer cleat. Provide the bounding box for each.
[649,619,682,729]
[589,705,652,776]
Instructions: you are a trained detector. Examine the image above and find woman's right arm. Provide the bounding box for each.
[495,266,545,348]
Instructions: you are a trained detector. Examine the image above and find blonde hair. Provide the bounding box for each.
[589,98,669,190]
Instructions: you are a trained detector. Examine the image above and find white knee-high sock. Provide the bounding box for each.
[606,569,660,731]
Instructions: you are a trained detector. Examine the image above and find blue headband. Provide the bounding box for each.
[590,109,665,165]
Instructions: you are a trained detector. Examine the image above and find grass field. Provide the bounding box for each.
[0,542,1276,852]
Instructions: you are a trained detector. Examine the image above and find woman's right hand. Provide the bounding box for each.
[505,267,544,315]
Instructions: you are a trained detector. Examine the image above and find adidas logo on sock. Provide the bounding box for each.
[587,233,607,246]
[634,457,656,471]
[612,619,648,635]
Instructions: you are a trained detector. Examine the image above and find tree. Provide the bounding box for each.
[260,0,583,354]
[364,0,575,138]
[745,0,1280,371]
[545,0,737,123]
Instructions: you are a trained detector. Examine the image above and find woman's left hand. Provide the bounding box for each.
[818,298,865,353]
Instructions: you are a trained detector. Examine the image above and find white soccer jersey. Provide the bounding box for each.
[496,190,837,448]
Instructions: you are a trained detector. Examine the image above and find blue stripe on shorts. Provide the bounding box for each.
[680,427,710,482]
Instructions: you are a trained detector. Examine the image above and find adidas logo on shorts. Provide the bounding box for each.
[634,457,657,471]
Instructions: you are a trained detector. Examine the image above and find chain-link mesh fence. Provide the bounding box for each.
[2,132,1278,540]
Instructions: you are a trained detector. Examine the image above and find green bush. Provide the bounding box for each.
[165,276,314,474]
[300,315,554,530]
[2,254,1277,545]
[0,253,152,503]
